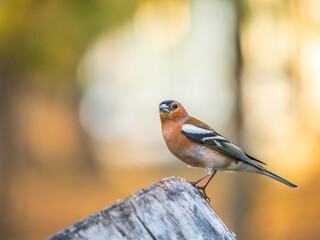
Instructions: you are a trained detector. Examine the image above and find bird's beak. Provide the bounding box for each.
[159,104,170,113]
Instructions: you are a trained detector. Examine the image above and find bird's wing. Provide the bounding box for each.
[181,124,266,170]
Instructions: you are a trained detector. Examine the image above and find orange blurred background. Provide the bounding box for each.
[0,0,319,239]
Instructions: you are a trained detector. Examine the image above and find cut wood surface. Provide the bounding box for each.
[48,177,236,240]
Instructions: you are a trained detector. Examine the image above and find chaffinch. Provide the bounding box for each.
[159,100,297,201]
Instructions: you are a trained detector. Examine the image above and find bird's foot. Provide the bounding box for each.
[189,173,211,186]
[196,186,211,203]
[190,180,199,186]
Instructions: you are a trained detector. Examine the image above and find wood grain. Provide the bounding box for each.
[48,177,236,240]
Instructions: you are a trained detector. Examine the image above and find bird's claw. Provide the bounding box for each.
[190,180,198,186]
[196,186,211,203]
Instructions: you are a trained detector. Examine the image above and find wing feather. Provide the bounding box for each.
[181,124,266,171]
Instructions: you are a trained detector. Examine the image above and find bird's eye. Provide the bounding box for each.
[172,104,178,110]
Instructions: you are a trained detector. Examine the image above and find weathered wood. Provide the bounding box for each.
[48,177,236,240]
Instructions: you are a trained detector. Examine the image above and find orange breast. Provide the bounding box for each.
[161,121,233,170]
[161,121,205,168]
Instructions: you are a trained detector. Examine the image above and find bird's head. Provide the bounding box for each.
[159,100,188,123]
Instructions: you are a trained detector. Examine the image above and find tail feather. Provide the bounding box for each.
[263,170,298,189]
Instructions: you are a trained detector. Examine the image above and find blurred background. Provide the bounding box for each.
[0,0,319,239]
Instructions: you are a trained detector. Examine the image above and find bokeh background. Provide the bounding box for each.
[1,0,319,239]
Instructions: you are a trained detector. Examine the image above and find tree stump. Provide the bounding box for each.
[48,177,236,240]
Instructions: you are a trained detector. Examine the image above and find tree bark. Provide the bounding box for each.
[48,177,236,240]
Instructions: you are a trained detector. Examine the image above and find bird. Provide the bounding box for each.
[159,100,298,202]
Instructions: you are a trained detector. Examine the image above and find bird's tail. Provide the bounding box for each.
[263,170,298,188]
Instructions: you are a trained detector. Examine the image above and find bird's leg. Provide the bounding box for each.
[197,170,217,202]
[190,173,210,186]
